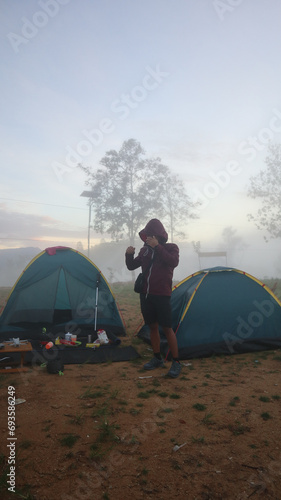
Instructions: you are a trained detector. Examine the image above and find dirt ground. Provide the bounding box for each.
[0,288,281,500]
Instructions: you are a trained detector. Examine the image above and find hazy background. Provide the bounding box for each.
[1,0,281,285]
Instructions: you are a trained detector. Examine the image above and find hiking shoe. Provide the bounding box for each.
[167,360,182,378]
[143,357,164,370]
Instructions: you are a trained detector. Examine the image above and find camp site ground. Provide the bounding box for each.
[0,280,281,499]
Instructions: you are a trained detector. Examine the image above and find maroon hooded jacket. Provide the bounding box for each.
[125,219,179,296]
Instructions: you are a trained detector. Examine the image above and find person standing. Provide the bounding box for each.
[125,218,182,378]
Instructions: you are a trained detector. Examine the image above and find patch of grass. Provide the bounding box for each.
[118,399,128,406]
[141,467,149,475]
[192,436,205,444]
[92,405,109,418]
[193,403,207,412]
[228,421,250,435]
[201,413,214,426]
[137,391,150,399]
[169,393,180,399]
[42,420,54,432]
[19,440,32,449]
[261,412,272,421]
[147,388,158,394]
[130,435,139,445]
[90,419,120,461]
[229,396,240,407]
[80,386,105,399]
[158,392,168,398]
[259,396,270,402]
[110,389,119,399]
[130,408,141,415]
[97,420,120,443]
[59,433,80,448]
[162,407,174,413]
[90,443,106,461]
[152,378,161,387]
[69,412,84,425]
[157,407,174,419]
[272,394,281,400]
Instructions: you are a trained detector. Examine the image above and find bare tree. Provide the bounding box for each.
[79,138,199,245]
[248,143,281,240]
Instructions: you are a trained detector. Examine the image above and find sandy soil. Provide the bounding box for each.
[0,287,281,499]
[0,344,281,500]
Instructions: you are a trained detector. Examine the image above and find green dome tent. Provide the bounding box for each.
[0,247,126,339]
[137,267,281,359]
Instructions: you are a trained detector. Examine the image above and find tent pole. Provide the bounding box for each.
[94,273,101,333]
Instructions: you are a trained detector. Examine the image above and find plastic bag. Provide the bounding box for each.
[97,329,109,345]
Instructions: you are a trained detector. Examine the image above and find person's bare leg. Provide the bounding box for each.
[143,322,164,370]
[162,327,178,359]
[163,326,182,377]
[149,322,161,353]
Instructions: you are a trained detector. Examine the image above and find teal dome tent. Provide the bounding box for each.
[0,247,126,339]
[138,267,281,359]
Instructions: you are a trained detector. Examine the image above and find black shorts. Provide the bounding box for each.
[140,294,172,328]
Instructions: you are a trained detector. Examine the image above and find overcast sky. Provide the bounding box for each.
[1,0,281,278]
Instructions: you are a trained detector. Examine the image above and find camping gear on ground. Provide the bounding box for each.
[44,343,64,374]
[0,246,126,340]
[46,357,64,374]
[96,329,109,344]
[138,266,281,359]
[54,337,81,346]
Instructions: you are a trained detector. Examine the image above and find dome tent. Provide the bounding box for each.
[0,247,126,339]
[137,267,281,359]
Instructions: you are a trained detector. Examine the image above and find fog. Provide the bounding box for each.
[0,228,279,288]
[1,1,281,287]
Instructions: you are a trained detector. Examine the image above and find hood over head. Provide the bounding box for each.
[139,219,168,244]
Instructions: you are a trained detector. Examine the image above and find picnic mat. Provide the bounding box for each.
[0,340,140,366]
